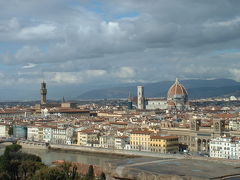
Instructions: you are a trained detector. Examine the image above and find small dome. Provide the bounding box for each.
[168,78,188,98]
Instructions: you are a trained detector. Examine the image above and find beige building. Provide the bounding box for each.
[161,118,226,152]
[0,124,9,138]
[150,135,179,153]
[77,129,99,146]
[38,127,44,142]
[130,130,152,151]
[61,102,77,108]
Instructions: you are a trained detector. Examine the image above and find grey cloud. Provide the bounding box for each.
[1,0,240,95]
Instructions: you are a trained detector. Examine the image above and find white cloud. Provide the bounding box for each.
[204,17,240,27]
[18,24,57,40]
[229,69,240,82]
[22,63,37,69]
[43,70,107,84]
[115,66,136,79]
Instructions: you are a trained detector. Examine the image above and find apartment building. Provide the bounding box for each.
[150,135,179,153]
[114,136,130,149]
[27,126,39,141]
[0,124,9,138]
[130,130,152,151]
[210,137,240,159]
[77,129,99,146]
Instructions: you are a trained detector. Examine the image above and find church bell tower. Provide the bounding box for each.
[40,81,47,105]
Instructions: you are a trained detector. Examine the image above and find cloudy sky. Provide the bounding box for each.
[1,0,240,100]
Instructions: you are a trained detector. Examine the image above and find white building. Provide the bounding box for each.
[145,98,167,110]
[210,137,240,159]
[230,96,237,101]
[0,124,9,138]
[51,127,74,145]
[114,136,130,149]
[27,126,39,141]
[229,120,240,131]
[43,126,53,143]
[99,135,115,148]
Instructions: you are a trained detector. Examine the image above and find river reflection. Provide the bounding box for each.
[0,144,124,167]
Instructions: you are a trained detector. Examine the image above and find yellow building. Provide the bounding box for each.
[150,135,179,153]
[77,129,99,146]
[130,130,152,151]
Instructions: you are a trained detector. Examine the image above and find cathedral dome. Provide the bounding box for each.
[167,78,188,99]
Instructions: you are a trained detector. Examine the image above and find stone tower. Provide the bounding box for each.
[213,119,225,135]
[40,81,47,105]
[137,86,145,110]
[190,119,201,131]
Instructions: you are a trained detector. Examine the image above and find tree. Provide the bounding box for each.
[0,144,44,180]
[100,172,106,180]
[33,166,66,180]
[86,165,94,180]
[20,161,45,179]
[60,162,78,180]
[0,172,10,180]
[4,144,22,155]
[33,162,79,180]
[61,162,71,178]
[9,160,21,180]
[8,126,13,137]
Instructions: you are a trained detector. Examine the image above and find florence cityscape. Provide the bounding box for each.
[1,0,240,180]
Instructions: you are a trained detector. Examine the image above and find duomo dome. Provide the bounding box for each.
[168,78,188,100]
[167,78,189,110]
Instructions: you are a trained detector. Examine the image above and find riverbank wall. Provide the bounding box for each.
[18,140,49,150]
[49,144,240,166]
[49,144,183,159]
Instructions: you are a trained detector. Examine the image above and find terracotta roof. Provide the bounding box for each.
[52,161,102,176]
[213,113,236,119]
[131,130,152,135]
[49,109,90,113]
[168,78,188,97]
[79,129,96,134]
[110,122,128,125]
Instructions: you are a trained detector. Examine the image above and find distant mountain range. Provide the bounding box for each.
[77,79,240,100]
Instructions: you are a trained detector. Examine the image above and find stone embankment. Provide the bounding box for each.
[18,140,49,150]
[49,144,240,165]
[49,144,183,159]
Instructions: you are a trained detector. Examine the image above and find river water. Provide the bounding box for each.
[0,144,124,167]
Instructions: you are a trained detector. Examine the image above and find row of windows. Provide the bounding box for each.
[131,142,148,146]
[150,144,166,147]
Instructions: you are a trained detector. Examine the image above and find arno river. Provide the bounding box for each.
[0,144,123,167]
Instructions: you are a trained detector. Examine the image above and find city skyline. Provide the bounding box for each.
[1,1,240,99]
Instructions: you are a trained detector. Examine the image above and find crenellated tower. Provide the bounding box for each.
[40,81,47,105]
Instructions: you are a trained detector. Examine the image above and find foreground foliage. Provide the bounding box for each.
[0,144,106,180]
